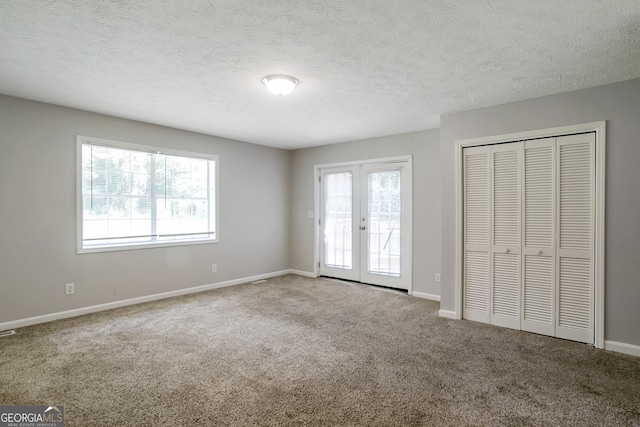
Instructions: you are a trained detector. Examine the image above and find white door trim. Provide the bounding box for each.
[454,122,606,348]
[314,155,413,293]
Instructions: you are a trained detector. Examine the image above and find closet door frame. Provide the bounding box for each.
[453,121,606,349]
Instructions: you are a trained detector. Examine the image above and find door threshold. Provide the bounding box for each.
[319,276,408,294]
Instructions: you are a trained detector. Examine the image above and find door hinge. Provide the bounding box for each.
[318,176,321,183]
[318,218,321,225]
[318,261,321,268]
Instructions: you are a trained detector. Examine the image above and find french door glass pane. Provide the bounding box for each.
[368,170,401,277]
[324,173,353,269]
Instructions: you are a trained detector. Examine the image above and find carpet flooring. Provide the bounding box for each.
[1,274,639,426]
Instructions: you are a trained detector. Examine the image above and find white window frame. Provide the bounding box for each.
[76,135,219,254]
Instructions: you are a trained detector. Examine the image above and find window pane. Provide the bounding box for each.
[368,170,401,277]
[324,172,353,269]
[80,138,217,251]
[156,199,209,237]
[156,155,208,199]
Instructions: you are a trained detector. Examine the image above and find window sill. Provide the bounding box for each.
[77,238,218,254]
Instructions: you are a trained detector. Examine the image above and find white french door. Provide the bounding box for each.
[319,166,361,282]
[319,161,411,290]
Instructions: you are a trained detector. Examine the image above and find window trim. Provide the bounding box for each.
[76,135,219,254]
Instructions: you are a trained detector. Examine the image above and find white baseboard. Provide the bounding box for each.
[439,309,458,319]
[411,291,440,302]
[604,340,640,357]
[0,270,292,332]
[288,269,316,278]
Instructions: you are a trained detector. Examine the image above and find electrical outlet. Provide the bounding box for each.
[212,264,217,273]
[435,273,441,282]
[65,283,75,295]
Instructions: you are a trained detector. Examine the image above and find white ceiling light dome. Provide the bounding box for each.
[262,74,299,96]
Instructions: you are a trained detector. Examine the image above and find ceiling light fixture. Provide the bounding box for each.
[261,74,299,96]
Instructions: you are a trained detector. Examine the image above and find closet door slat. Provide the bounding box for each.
[490,144,521,329]
[463,146,490,323]
[556,134,594,344]
[521,138,556,337]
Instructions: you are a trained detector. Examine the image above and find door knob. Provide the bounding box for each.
[537,250,542,255]
[360,226,366,230]
[505,248,510,253]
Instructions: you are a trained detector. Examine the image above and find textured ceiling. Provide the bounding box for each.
[0,1,639,149]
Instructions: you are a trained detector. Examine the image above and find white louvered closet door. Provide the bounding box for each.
[556,133,595,343]
[522,138,556,337]
[462,133,595,345]
[463,146,490,323]
[490,143,521,329]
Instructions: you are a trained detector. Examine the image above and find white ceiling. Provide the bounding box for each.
[0,1,639,149]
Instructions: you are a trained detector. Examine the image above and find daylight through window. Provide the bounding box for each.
[78,136,217,252]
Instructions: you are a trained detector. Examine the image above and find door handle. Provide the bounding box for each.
[360,226,366,230]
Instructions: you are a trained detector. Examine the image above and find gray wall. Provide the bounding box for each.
[0,95,291,323]
[440,78,640,346]
[289,130,442,296]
